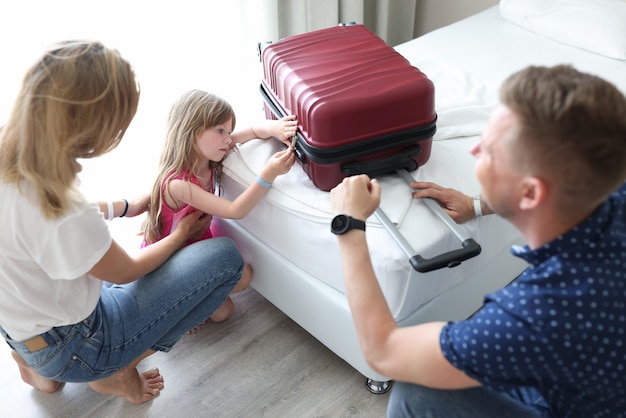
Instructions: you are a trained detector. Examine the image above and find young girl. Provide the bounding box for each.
[142,90,297,324]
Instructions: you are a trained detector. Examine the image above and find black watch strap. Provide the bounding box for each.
[331,214,366,235]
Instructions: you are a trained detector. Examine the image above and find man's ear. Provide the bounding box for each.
[519,176,548,211]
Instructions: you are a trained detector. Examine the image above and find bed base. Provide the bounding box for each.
[212,217,526,393]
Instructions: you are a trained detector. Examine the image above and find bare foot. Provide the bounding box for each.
[210,296,235,323]
[88,367,163,404]
[186,319,208,335]
[188,264,252,333]
[233,264,253,294]
[187,295,235,334]
[187,296,235,335]
[11,351,63,393]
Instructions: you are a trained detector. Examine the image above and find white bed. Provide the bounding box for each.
[212,3,626,392]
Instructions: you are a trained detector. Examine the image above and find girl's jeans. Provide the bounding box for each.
[1,237,243,382]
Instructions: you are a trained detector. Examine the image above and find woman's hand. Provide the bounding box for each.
[171,210,213,243]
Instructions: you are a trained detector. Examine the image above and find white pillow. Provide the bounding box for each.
[500,0,626,60]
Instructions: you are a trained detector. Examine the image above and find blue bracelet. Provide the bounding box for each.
[256,176,272,188]
[120,199,129,217]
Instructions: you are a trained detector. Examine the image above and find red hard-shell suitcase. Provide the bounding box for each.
[259,23,437,191]
[259,24,481,272]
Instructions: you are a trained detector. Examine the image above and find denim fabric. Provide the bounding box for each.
[2,237,243,382]
[387,382,551,418]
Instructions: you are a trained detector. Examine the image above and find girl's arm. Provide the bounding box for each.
[230,115,297,147]
[89,209,212,284]
[168,148,295,220]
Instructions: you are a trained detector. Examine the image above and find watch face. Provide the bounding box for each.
[332,214,348,233]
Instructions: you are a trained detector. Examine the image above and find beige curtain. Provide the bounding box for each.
[242,0,418,46]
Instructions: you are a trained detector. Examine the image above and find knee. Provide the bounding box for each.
[213,237,244,262]
[387,381,414,418]
[190,237,244,270]
[210,297,234,322]
[387,382,440,418]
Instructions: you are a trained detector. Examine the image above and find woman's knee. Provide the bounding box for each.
[179,238,244,273]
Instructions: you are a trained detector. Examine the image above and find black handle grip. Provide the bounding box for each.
[341,145,421,177]
[409,238,481,273]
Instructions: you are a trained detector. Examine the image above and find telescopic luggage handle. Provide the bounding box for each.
[375,169,481,273]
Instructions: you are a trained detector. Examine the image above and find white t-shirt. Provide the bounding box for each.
[0,181,112,341]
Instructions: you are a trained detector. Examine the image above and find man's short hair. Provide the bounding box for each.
[500,65,626,208]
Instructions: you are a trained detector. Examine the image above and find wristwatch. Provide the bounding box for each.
[331,214,366,235]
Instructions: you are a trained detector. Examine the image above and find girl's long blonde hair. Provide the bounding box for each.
[0,40,139,219]
[142,90,235,244]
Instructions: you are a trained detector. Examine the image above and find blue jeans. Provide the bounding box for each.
[387,382,554,418]
[1,237,243,383]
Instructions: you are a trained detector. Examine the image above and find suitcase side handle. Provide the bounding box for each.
[341,145,421,177]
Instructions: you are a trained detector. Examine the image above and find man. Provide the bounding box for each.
[329,65,626,417]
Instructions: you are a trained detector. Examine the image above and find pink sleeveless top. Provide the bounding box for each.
[142,169,213,248]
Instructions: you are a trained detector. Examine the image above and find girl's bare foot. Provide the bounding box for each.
[187,294,235,333]
[11,351,63,393]
[188,296,235,332]
[233,264,252,294]
[188,264,253,333]
[209,296,235,322]
[187,319,208,335]
[88,366,163,404]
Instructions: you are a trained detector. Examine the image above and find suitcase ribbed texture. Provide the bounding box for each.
[261,24,437,190]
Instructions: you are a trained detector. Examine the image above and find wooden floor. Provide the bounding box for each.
[0,288,390,418]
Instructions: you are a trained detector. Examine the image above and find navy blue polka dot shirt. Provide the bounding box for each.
[441,183,626,418]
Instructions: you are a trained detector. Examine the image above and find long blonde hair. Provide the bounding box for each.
[142,90,235,244]
[0,40,139,219]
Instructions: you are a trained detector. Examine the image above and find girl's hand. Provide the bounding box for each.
[260,147,296,182]
[254,115,298,145]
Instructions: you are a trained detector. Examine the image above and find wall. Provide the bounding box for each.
[414,0,499,36]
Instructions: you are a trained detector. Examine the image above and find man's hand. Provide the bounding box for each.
[330,175,381,220]
[411,181,477,224]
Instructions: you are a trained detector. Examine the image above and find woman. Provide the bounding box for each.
[0,40,245,404]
